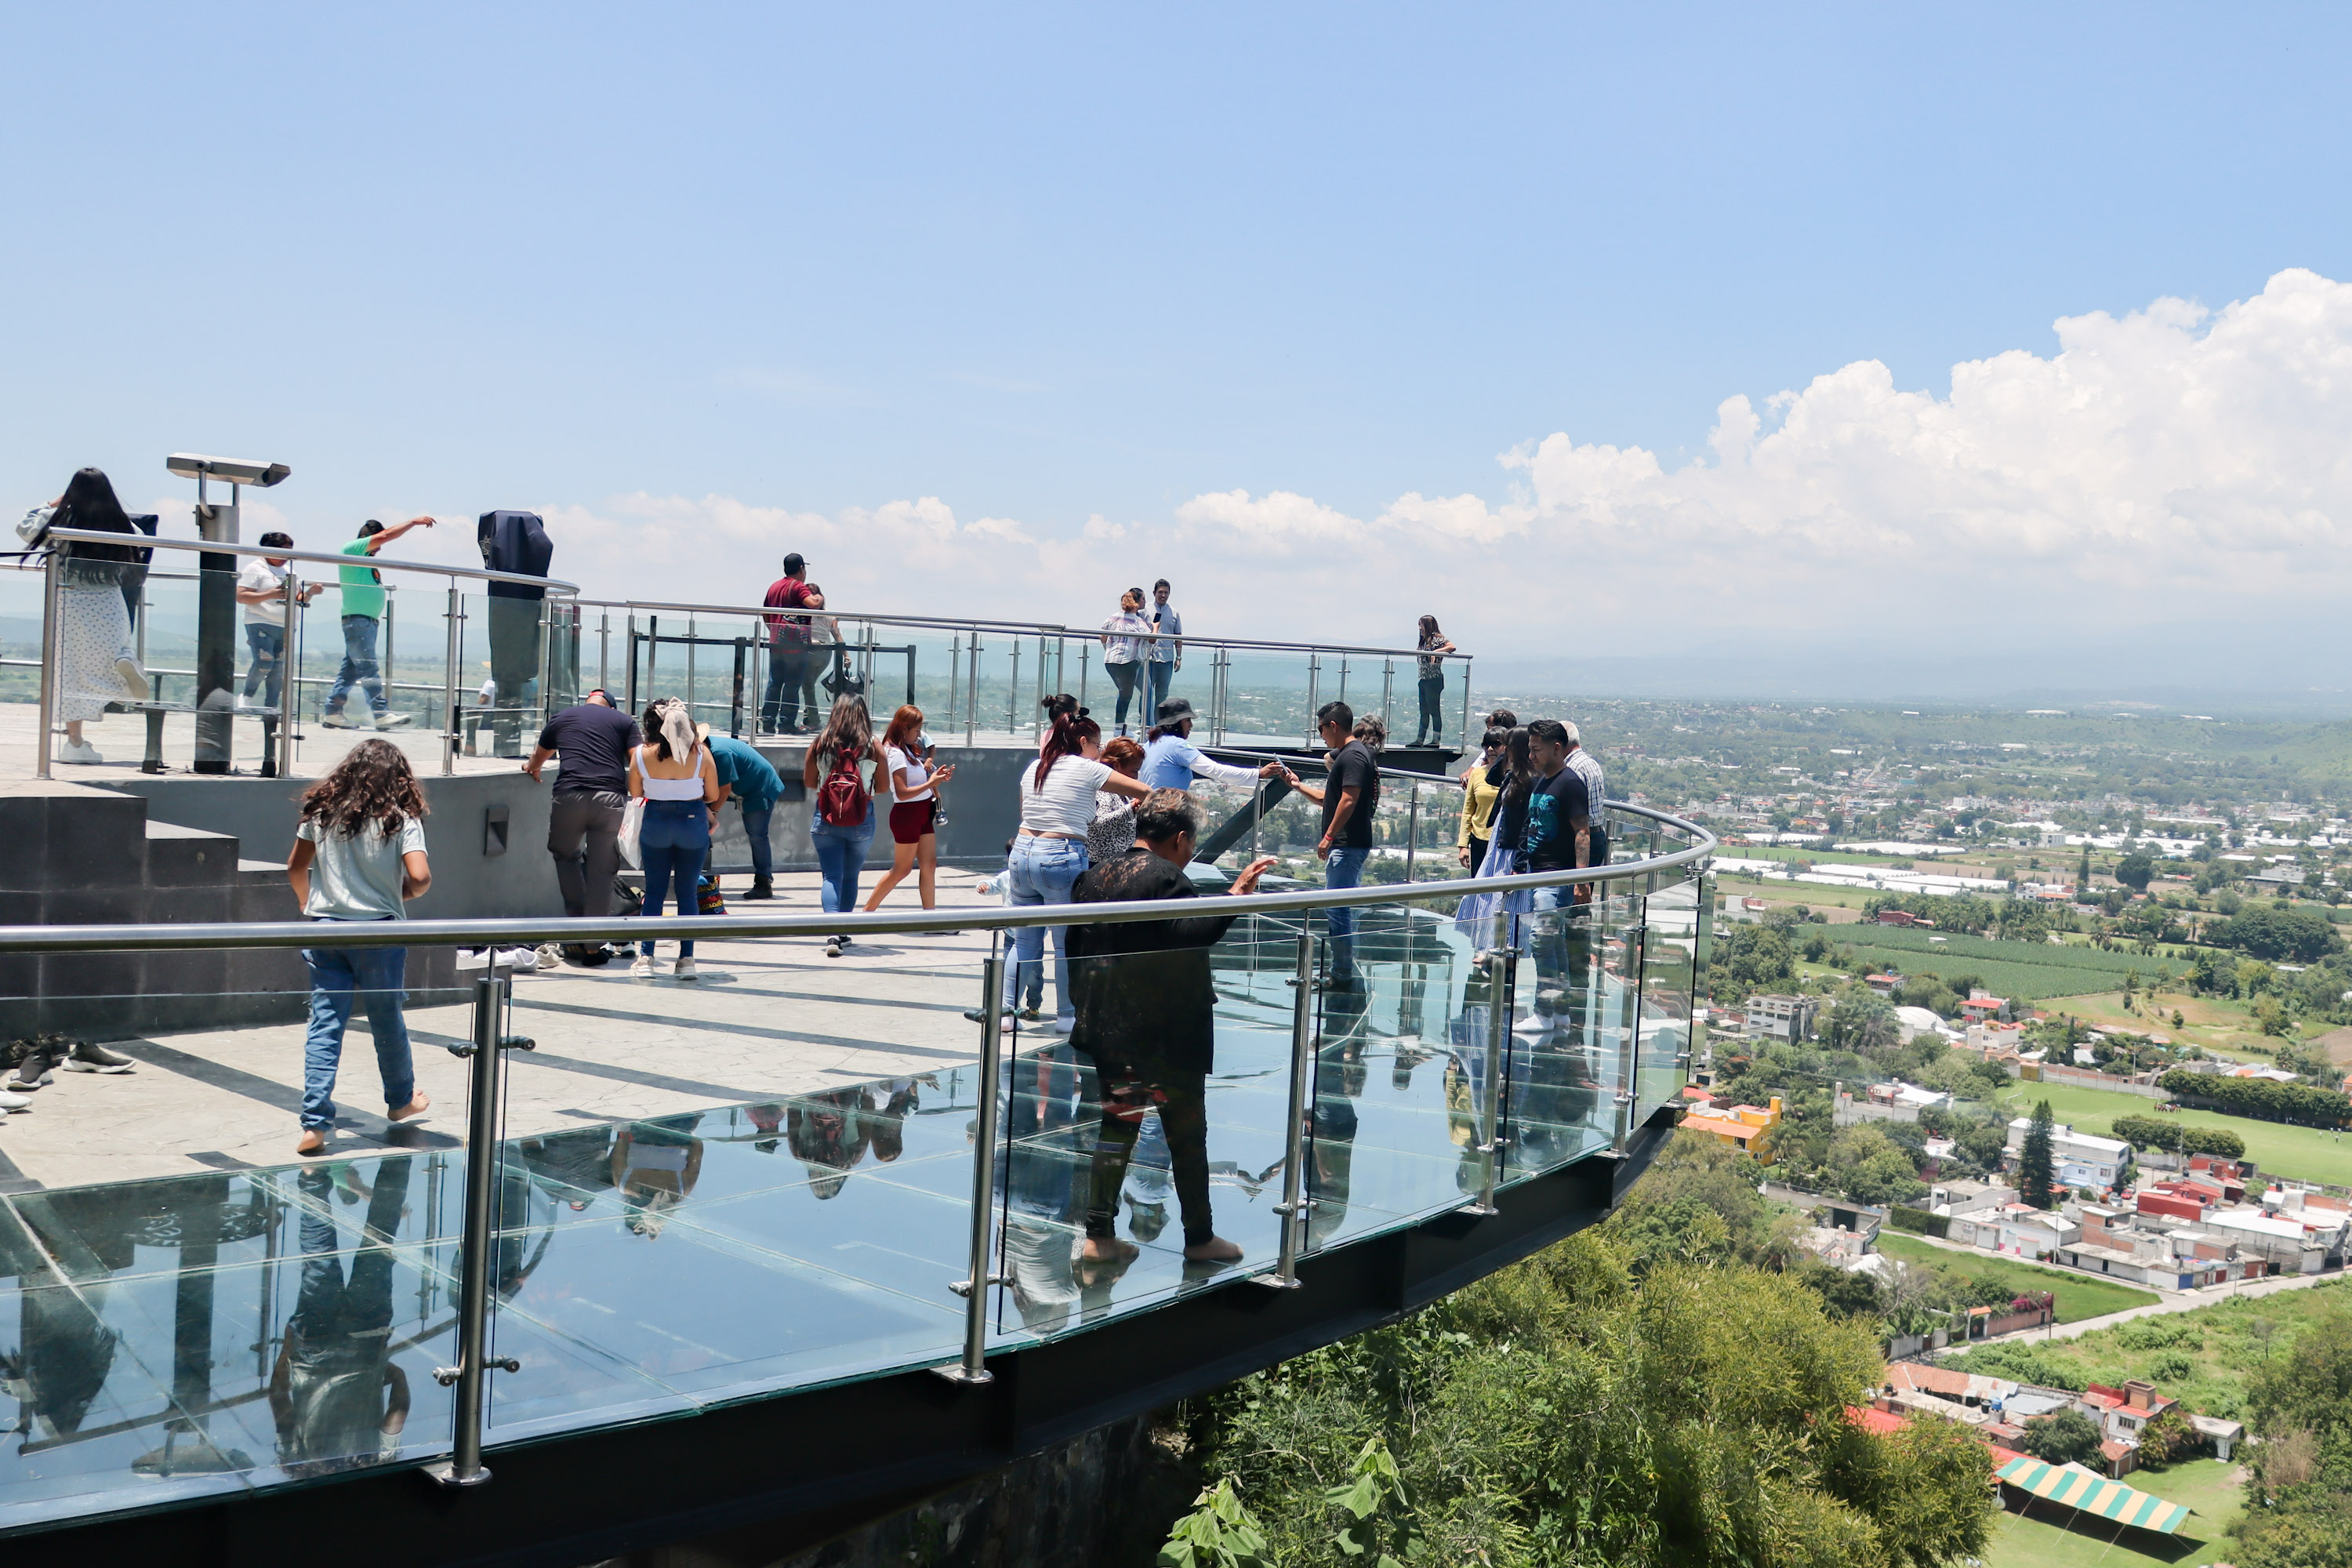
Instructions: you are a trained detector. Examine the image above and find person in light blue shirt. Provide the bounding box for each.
[1141,698,1282,791]
[1143,579,1182,719]
[708,735,785,900]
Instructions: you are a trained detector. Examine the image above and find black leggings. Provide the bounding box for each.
[1086,1066,1212,1247]
[1108,661,1142,728]
[1416,673,1446,742]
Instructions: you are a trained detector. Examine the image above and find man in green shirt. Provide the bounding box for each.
[321,515,434,729]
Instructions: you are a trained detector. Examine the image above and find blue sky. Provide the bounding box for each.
[6,5,2350,666]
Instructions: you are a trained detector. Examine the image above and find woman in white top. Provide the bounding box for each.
[1098,587,1152,737]
[627,697,720,981]
[996,705,1149,1030]
[864,703,958,916]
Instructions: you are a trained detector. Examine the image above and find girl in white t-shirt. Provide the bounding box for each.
[993,708,1149,1030]
[1099,588,1152,736]
[863,704,958,918]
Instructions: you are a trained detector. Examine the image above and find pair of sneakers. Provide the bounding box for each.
[5,1038,135,1095]
[630,954,698,980]
[320,710,413,730]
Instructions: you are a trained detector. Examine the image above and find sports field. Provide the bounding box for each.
[1994,1079,2352,1186]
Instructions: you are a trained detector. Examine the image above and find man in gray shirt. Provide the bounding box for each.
[1144,578,1182,720]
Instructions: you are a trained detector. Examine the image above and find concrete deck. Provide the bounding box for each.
[0,870,1012,1192]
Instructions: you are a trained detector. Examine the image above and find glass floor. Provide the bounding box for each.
[0,906,1691,1534]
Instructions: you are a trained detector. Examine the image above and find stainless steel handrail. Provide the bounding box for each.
[0,804,1712,953]
[38,528,582,593]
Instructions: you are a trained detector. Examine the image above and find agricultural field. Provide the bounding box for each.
[1994,1078,2352,1187]
[1872,1233,2159,1324]
[1817,928,2157,1004]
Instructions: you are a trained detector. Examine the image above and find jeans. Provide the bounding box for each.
[637,800,710,956]
[763,644,811,731]
[324,615,386,717]
[741,803,775,877]
[810,811,877,915]
[548,789,627,918]
[1144,659,1174,722]
[242,622,284,706]
[1528,883,1593,1036]
[1001,836,1087,1025]
[1105,661,1142,731]
[1416,673,1445,743]
[299,926,414,1131]
[1323,845,1370,982]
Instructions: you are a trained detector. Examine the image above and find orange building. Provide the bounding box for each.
[1678,1094,1784,1163]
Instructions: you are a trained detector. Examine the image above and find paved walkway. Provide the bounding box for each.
[0,869,1017,1190]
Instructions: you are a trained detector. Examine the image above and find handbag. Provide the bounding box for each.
[618,797,644,869]
[15,506,55,547]
[697,873,727,915]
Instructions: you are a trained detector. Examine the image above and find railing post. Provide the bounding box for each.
[597,606,610,696]
[1209,647,1225,744]
[1403,781,1419,882]
[281,568,304,779]
[946,634,961,733]
[1463,947,1514,1215]
[965,632,981,746]
[441,586,463,776]
[1381,659,1394,735]
[939,946,1008,1384]
[426,967,532,1487]
[1304,653,1319,743]
[1006,640,1020,735]
[34,547,60,779]
[1258,926,1316,1288]
[1077,641,1090,718]
[1613,920,1647,1152]
[1459,657,1473,753]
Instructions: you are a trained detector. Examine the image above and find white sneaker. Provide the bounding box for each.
[535,943,564,971]
[58,739,101,764]
[0,1086,30,1112]
[374,712,414,730]
[673,957,698,980]
[824,936,843,959]
[630,955,656,979]
[320,710,361,729]
[114,659,149,700]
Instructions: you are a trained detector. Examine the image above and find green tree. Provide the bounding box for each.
[2019,1099,2056,1210]
[2018,1409,2104,1467]
[2115,851,2154,892]
[1820,993,1900,1055]
[2231,1306,2352,1568]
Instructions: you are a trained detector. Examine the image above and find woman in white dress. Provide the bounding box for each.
[42,468,150,764]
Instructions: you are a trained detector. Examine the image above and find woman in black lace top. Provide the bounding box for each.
[1065,789,1276,1265]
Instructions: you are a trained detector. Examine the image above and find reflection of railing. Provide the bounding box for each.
[0,808,1711,1497]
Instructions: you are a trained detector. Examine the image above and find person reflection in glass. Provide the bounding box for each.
[611,1114,704,1236]
[787,1091,871,1200]
[267,1157,413,1475]
[1065,789,1277,1268]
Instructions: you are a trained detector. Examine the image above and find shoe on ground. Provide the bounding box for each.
[115,659,150,700]
[0,1085,31,1112]
[535,943,564,971]
[741,877,774,901]
[58,739,101,765]
[1016,1004,1045,1022]
[6,1045,57,1091]
[673,956,698,980]
[319,709,362,729]
[374,712,414,729]
[824,936,843,959]
[62,1040,134,1073]
[630,955,657,979]
[963,1007,1016,1023]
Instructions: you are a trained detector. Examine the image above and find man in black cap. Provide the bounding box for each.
[760,552,814,733]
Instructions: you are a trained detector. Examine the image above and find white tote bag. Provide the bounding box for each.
[617,798,645,869]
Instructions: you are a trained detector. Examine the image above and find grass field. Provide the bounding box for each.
[1986,1454,2243,1568]
[1822,932,2151,1004]
[1994,1078,2352,1187]
[1871,1233,2161,1323]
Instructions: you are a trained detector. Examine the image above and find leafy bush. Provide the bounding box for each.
[2019,1409,2106,1467]
[2148,1352,2195,1384]
[1887,1205,1950,1237]
[2209,903,2343,963]
[1944,1341,2085,1391]
[2159,1069,2352,1127]
[2108,1114,2246,1158]
[2135,1406,2197,1468]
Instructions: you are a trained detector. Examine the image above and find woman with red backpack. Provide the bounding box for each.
[801,693,890,957]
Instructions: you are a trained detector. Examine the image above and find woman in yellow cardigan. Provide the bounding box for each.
[1457,727,1506,869]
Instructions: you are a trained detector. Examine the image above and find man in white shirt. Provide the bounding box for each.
[234,532,319,714]
[1145,578,1182,720]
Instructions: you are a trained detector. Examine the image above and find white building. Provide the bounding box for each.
[2004,1118,2133,1190]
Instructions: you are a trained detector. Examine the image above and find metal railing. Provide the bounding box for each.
[0,805,1713,1487]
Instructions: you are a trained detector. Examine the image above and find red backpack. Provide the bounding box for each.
[817,744,869,826]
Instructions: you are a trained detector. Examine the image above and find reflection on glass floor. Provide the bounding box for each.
[0,906,1686,1533]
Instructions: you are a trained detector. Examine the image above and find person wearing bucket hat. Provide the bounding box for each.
[1141,697,1282,793]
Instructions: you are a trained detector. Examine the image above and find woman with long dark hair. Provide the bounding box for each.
[1457,725,1508,870]
[1414,615,1457,746]
[862,703,956,916]
[284,739,434,1156]
[1453,725,1534,962]
[994,699,1149,1030]
[1098,588,1151,737]
[42,468,149,764]
[627,697,720,980]
[802,692,891,956]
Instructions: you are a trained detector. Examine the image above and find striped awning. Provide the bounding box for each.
[1993,1457,2193,1535]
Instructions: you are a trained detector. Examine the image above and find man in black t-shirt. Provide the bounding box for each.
[527,689,644,942]
[1283,702,1380,989]
[1522,718,1605,1025]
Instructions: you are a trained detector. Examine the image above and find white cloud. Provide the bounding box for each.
[469,267,2352,660]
